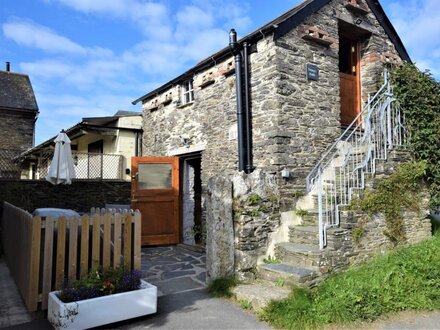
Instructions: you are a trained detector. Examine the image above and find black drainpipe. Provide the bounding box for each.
[229,29,246,172]
[243,42,253,174]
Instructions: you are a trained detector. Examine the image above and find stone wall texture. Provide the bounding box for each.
[0,180,131,213]
[273,0,402,208]
[232,169,280,280]
[139,0,409,279]
[322,197,432,274]
[0,110,35,152]
[206,176,234,283]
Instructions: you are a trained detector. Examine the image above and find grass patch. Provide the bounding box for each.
[263,255,281,264]
[260,234,440,329]
[238,299,253,310]
[295,208,309,217]
[207,277,239,298]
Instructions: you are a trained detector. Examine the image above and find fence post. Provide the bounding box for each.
[102,211,111,269]
[42,217,54,310]
[28,216,41,311]
[91,213,100,269]
[114,213,122,267]
[123,213,132,269]
[80,214,90,279]
[133,210,141,270]
[55,217,67,290]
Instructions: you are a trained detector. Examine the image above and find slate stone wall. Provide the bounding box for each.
[232,170,280,280]
[0,110,35,151]
[0,180,131,213]
[321,201,432,275]
[205,176,234,283]
[0,110,36,178]
[140,0,407,279]
[141,36,279,183]
[273,0,403,208]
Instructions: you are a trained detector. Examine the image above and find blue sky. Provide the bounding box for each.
[1,0,438,145]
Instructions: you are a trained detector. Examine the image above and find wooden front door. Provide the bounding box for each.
[339,36,361,126]
[131,157,180,245]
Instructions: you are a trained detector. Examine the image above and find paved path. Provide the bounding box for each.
[355,310,440,329]
[116,288,270,329]
[4,245,440,330]
[0,259,34,328]
[0,245,268,329]
[130,245,269,329]
[141,245,206,296]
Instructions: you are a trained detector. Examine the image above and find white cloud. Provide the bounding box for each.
[49,0,173,40]
[9,0,254,144]
[3,19,86,54]
[387,0,440,75]
[2,19,114,57]
[21,59,74,78]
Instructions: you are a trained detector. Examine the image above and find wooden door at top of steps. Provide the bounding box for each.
[131,157,180,245]
[340,37,361,126]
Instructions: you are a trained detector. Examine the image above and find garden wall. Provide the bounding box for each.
[0,179,131,213]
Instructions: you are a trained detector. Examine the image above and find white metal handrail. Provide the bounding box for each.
[306,71,407,249]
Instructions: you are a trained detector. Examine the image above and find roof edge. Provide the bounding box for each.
[132,0,412,105]
[365,0,411,63]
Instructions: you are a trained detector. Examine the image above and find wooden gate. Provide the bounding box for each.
[131,157,180,245]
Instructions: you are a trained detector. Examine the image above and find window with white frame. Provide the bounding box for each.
[181,79,194,105]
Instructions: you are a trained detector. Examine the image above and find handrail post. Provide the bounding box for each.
[318,166,324,249]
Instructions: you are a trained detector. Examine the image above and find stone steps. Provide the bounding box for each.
[232,280,291,311]
[258,263,319,288]
[253,147,413,291]
[288,225,319,245]
[275,242,322,269]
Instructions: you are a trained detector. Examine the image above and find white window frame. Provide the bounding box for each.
[181,79,194,105]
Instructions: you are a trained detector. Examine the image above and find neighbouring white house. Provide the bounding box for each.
[18,111,142,181]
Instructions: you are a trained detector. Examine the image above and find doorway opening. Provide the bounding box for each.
[339,32,361,126]
[181,153,203,246]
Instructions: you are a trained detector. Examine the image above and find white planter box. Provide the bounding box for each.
[48,280,157,329]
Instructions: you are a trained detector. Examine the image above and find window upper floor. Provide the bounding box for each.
[180,79,194,105]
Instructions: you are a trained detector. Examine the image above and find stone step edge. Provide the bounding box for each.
[231,279,291,311]
[277,242,321,255]
[259,263,319,280]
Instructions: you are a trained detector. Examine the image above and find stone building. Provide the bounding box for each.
[133,0,431,283]
[0,63,39,178]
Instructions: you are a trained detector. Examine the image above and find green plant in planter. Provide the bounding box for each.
[58,267,142,303]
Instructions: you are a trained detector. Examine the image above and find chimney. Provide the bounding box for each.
[6,62,10,72]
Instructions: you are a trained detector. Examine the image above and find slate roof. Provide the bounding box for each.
[113,110,141,117]
[132,0,411,105]
[0,70,39,112]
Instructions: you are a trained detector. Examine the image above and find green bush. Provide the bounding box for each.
[260,234,440,329]
[391,64,440,208]
[352,161,426,245]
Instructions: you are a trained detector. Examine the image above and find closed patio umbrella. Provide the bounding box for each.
[46,130,76,185]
